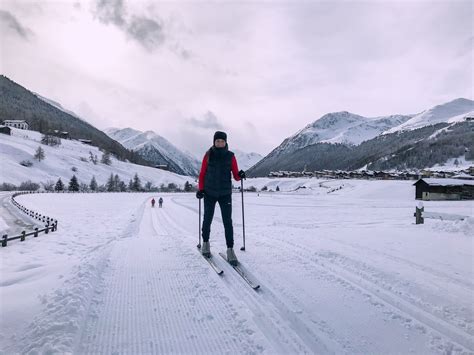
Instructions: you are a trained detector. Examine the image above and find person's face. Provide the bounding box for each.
[214,139,226,148]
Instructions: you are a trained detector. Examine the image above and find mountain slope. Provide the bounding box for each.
[0,127,192,187]
[384,98,473,134]
[0,75,146,165]
[105,128,200,176]
[233,149,263,171]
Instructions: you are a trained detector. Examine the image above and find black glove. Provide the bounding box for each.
[238,170,246,179]
[196,190,205,199]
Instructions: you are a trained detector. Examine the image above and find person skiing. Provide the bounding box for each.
[151,198,155,208]
[196,131,246,265]
[158,197,163,208]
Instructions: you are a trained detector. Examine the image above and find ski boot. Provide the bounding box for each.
[227,248,238,266]
[201,241,211,258]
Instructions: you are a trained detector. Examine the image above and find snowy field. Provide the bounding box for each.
[0,179,473,354]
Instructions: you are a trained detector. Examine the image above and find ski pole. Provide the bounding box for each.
[197,198,202,248]
[240,178,246,251]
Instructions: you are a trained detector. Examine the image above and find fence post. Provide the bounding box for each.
[45,223,49,234]
[415,202,424,224]
[34,228,39,237]
[2,235,7,247]
[20,231,26,241]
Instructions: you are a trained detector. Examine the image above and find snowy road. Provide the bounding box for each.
[1,180,473,354]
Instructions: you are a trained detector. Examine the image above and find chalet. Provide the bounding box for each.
[155,165,169,171]
[3,120,29,130]
[413,178,474,200]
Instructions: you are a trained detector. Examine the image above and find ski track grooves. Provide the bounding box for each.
[78,200,265,354]
[161,199,339,354]
[266,236,474,353]
[170,195,473,354]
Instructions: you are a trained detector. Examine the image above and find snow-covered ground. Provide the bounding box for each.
[0,128,193,187]
[0,179,473,354]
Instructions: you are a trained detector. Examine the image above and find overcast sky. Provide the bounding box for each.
[1,0,472,157]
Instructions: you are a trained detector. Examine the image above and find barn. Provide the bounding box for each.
[413,178,474,200]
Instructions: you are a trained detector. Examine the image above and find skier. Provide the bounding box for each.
[196,131,246,265]
[158,197,163,208]
[151,198,155,208]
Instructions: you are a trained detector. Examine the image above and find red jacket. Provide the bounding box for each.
[198,153,241,191]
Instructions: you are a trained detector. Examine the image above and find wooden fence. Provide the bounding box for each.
[2,191,58,247]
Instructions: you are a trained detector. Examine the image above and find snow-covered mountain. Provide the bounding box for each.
[271,111,413,158]
[0,127,192,187]
[233,149,263,171]
[105,127,200,177]
[384,98,474,134]
[248,98,474,177]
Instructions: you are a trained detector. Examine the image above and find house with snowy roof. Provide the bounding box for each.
[2,120,29,130]
[413,178,474,200]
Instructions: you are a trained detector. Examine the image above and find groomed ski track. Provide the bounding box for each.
[76,200,327,354]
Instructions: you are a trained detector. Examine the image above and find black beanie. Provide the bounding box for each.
[213,131,227,143]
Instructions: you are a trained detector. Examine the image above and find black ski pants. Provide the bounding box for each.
[202,193,234,248]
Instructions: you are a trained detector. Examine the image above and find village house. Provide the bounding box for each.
[2,120,29,130]
[413,178,474,201]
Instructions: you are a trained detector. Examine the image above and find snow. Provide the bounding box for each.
[420,178,474,186]
[1,179,473,354]
[427,156,474,172]
[0,127,193,187]
[384,98,473,134]
[233,149,263,171]
[0,215,8,234]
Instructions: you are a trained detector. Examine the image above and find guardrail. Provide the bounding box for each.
[2,191,58,247]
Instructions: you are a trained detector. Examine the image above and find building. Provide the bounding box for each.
[155,164,169,171]
[0,125,12,135]
[413,178,474,200]
[78,139,93,145]
[3,120,29,130]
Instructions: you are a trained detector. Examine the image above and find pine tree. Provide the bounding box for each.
[114,174,121,192]
[132,173,142,191]
[106,173,115,192]
[101,151,112,165]
[128,179,133,191]
[119,181,127,192]
[276,185,280,191]
[34,146,45,162]
[184,181,192,192]
[55,178,64,191]
[68,175,79,192]
[89,176,98,191]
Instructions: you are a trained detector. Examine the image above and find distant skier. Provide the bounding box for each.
[158,197,163,208]
[151,198,155,208]
[196,131,246,265]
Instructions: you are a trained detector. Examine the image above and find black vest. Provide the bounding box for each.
[204,146,234,197]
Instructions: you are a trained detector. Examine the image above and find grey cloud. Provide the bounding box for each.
[94,0,125,26]
[0,10,33,39]
[188,111,223,130]
[127,16,164,51]
[92,0,176,54]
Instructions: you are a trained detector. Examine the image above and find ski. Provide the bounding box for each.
[219,252,260,290]
[198,248,224,275]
